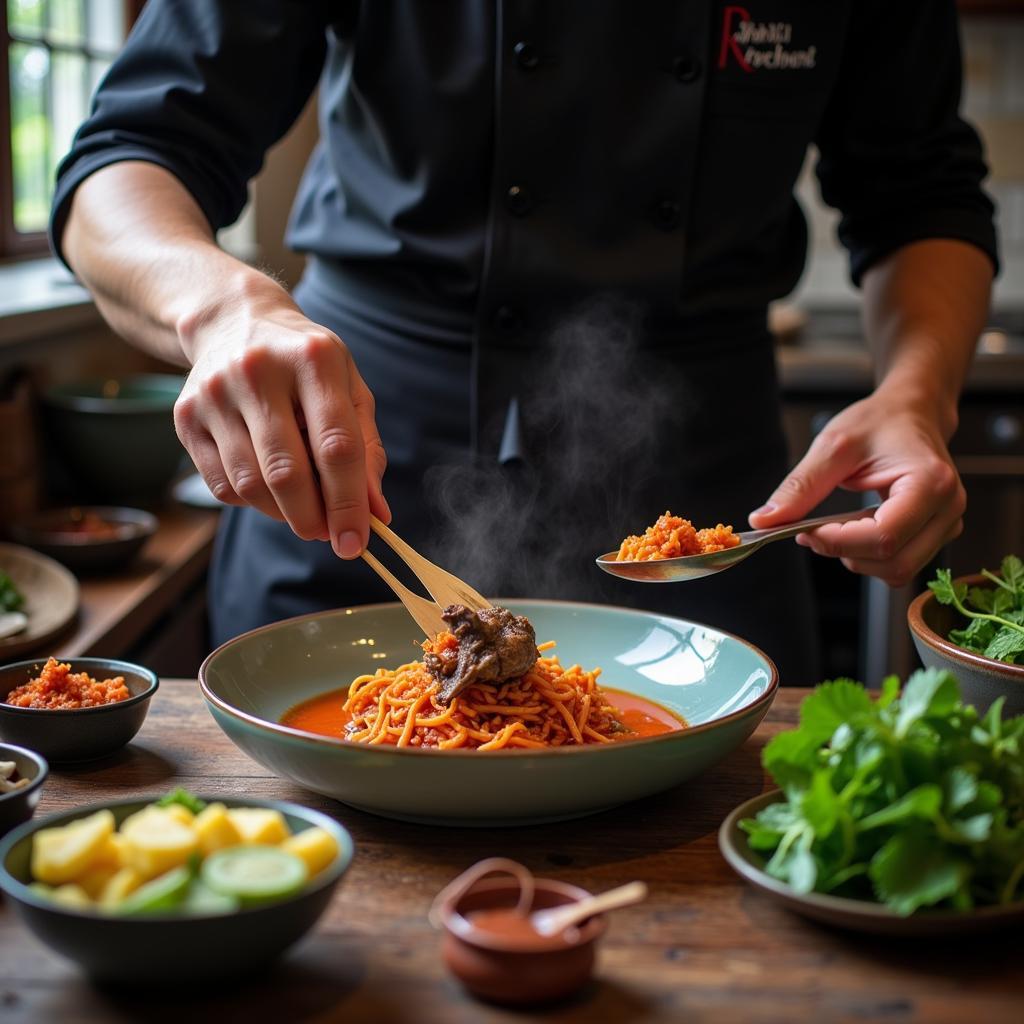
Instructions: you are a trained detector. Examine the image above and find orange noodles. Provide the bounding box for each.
[342,636,630,750]
[615,511,740,562]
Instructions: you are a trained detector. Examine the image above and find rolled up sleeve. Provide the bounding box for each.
[813,0,998,286]
[49,0,329,266]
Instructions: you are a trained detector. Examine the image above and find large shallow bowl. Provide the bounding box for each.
[720,790,1024,936]
[908,574,1024,716]
[43,374,186,501]
[0,796,354,982]
[200,600,778,826]
[0,658,158,763]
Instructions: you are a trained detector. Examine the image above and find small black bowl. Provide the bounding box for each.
[0,796,354,982]
[9,506,158,574]
[0,658,158,763]
[0,743,48,837]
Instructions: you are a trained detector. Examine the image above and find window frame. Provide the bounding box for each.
[1,1,144,262]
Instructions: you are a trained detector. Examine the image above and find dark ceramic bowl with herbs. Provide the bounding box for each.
[909,565,1024,716]
[0,658,158,763]
[10,507,158,574]
[0,795,354,982]
[0,743,48,838]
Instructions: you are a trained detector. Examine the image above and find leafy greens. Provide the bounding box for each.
[740,671,1024,915]
[0,570,24,614]
[157,787,207,815]
[928,554,1024,664]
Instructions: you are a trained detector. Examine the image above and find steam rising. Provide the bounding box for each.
[424,298,679,599]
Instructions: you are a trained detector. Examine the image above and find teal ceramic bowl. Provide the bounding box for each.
[43,374,186,500]
[200,601,778,826]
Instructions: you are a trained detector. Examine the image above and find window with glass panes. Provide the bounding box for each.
[1,1,140,257]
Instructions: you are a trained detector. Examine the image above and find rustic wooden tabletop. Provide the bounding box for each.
[1,683,1020,1024]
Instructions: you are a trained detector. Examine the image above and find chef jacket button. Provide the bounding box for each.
[494,305,520,333]
[654,200,681,231]
[672,55,702,83]
[505,185,533,216]
[513,41,539,70]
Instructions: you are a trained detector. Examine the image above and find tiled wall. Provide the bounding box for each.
[792,15,1024,310]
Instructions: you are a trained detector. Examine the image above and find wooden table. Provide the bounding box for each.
[1,685,1020,1024]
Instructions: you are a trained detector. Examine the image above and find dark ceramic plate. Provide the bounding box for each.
[0,658,158,763]
[908,573,1024,717]
[10,507,158,574]
[0,796,354,982]
[0,743,48,837]
[719,790,1024,936]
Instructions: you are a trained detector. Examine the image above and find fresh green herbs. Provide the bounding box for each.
[0,570,24,614]
[156,787,207,815]
[740,671,1024,915]
[929,555,1024,664]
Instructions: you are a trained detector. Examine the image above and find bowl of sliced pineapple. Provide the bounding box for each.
[0,790,353,982]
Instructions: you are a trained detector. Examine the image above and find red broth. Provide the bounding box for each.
[281,686,685,744]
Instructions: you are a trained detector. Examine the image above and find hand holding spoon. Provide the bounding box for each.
[596,505,880,583]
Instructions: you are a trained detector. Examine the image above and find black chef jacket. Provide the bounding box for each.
[50,1,997,683]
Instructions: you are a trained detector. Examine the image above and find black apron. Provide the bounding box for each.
[209,269,820,684]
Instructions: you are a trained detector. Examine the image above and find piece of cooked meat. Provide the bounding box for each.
[424,604,539,704]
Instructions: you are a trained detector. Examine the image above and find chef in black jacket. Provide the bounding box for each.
[51,2,997,682]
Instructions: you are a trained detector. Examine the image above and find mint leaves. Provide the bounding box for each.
[740,671,1024,914]
[929,555,1024,665]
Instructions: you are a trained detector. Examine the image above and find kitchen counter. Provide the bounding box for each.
[50,504,219,660]
[775,309,1024,395]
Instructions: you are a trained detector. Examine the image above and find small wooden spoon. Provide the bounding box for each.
[531,880,648,936]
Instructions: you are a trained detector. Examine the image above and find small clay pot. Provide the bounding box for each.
[432,861,605,1006]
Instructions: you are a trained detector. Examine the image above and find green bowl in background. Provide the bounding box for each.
[200,600,778,826]
[43,374,186,501]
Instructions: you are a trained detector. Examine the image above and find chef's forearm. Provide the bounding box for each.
[861,238,993,439]
[61,161,274,368]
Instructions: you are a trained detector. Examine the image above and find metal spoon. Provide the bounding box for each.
[596,505,880,583]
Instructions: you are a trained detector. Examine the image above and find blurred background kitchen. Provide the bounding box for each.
[0,0,1022,680]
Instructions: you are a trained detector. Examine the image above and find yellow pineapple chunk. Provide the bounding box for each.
[121,808,199,880]
[194,802,243,855]
[49,884,92,909]
[76,861,121,900]
[99,867,143,906]
[226,808,290,845]
[31,810,116,885]
[163,804,194,826]
[281,827,339,877]
[93,832,129,868]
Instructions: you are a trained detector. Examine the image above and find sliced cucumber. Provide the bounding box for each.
[180,879,240,915]
[118,865,191,915]
[201,846,308,906]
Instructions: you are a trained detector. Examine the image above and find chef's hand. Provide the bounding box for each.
[748,389,964,587]
[172,276,390,559]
